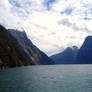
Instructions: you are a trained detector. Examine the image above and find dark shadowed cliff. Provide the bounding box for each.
[0,25,54,68]
[8,29,54,65]
[77,36,92,64]
[0,25,33,68]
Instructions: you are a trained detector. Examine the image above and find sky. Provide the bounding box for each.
[0,0,92,56]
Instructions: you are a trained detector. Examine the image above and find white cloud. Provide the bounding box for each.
[0,0,92,56]
[24,11,89,56]
[0,0,23,28]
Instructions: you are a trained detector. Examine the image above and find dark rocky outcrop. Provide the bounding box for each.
[0,25,54,69]
[77,36,92,64]
[8,29,54,65]
[50,46,78,64]
[0,25,33,68]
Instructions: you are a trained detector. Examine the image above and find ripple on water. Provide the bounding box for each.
[0,65,92,92]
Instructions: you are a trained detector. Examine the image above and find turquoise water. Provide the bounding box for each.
[0,65,92,92]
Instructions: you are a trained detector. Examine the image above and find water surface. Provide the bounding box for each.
[0,65,92,92]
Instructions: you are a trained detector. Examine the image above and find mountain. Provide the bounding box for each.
[50,46,78,64]
[0,25,54,69]
[8,29,54,65]
[77,36,92,64]
[0,25,33,68]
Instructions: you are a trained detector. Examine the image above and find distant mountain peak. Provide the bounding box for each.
[50,46,78,64]
[85,36,92,40]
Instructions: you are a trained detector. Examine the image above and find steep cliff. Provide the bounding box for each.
[0,25,33,68]
[0,25,54,69]
[77,36,92,64]
[8,29,54,65]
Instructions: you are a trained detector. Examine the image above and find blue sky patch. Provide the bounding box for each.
[44,0,56,10]
[84,17,92,20]
[84,10,92,21]
[8,0,22,8]
[61,8,73,15]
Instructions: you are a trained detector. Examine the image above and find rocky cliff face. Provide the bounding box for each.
[77,36,92,64]
[0,25,54,69]
[8,29,54,65]
[50,46,78,64]
[0,25,34,68]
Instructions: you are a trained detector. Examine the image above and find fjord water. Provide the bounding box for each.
[0,65,92,92]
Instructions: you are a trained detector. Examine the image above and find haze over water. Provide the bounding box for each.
[0,65,92,92]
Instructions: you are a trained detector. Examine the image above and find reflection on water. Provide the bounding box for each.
[0,65,92,92]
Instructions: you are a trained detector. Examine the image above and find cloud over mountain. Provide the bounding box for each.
[0,0,92,56]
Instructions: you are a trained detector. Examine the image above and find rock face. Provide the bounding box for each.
[77,36,92,64]
[8,29,54,65]
[0,25,33,68]
[50,46,78,64]
[0,25,54,68]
